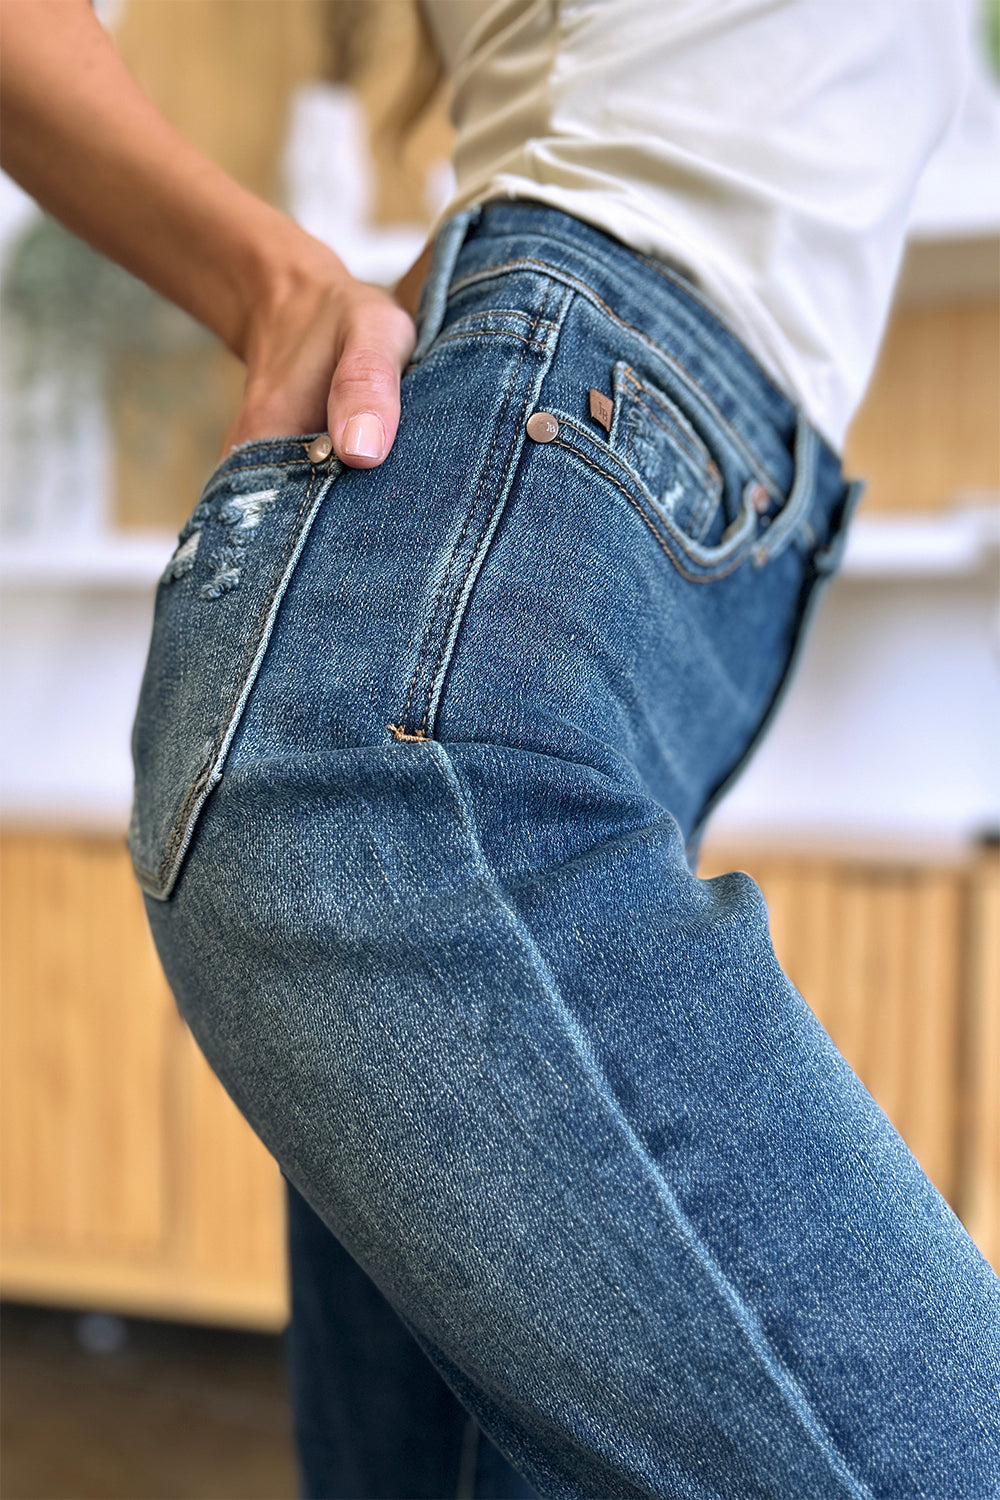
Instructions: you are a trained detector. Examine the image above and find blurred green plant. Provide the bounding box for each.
[987,0,1000,80]
[1,214,218,533]
[3,213,212,371]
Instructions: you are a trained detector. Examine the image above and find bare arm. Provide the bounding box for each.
[0,0,419,464]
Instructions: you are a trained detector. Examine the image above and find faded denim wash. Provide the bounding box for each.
[130,201,1000,1500]
[284,1175,538,1499]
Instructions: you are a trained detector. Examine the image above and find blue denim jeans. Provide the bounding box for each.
[130,201,1000,1500]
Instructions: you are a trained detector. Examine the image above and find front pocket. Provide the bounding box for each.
[129,441,339,900]
[609,361,726,544]
[547,407,761,584]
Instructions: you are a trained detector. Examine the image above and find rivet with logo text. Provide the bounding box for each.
[307,434,333,463]
[526,411,559,443]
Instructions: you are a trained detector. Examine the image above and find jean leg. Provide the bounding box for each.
[147,735,1000,1500]
[285,1177,537,1500]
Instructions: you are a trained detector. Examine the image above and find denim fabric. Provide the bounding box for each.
[285,1176,538,1499]
[130,201,1000,1500]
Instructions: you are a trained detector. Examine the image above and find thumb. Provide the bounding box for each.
[328,301,415,469]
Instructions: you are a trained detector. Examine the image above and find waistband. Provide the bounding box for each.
[414,199,845,501]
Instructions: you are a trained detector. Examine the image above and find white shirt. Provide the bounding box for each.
[422,0,969,447]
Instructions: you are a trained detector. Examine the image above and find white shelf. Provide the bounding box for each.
[0,533,176,589]
[907,147,1000,243]
[905,56,1000,243]
[838,503,1000,579]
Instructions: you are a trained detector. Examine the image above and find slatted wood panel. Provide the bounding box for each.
[961,851,1000,1272]
[0,834,171,1254]
[844,297,1000,512]
[0,832,287,1328]
[178,1023,286,1291]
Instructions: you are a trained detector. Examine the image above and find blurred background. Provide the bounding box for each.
[1,2,998,1496]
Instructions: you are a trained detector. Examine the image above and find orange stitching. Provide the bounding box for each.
[419,326,530,731]
[621,363,728,491]
[396,302,537,736]
[388,724,430,742]
[433,329,553,353]
[432,305,555,334]
[214,455,319,478]
[416,280,559,734]
[450,258,782,495]
[618,363,728,539]
[551,438,751,586]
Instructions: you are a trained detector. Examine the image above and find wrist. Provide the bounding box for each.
[230,209,351,365]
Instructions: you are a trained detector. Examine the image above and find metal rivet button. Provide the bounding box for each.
[751,483,771,514]
[526,411,560,443]
[306,434,333,463]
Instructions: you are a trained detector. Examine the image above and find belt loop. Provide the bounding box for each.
[410,204,482,365]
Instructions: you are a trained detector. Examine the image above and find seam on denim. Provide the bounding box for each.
[621,366,726,541]
[395,329,534,735]
[447,258,786,496]
[551,437,752,585]
[426,738,875,1500]
[388,724,430,742]
[751,421,817,564]
[622,365,711,479]
[688,477,864,849]
[396,298,554,731]
[432,328,554,353]
[134,463,328,894]
[426,304,560,337]
[394,285,559,739]
[216,433,320,459]
[219,457,315,475]
[455,238,791,455]
[622,363,732,504]
[417,282,556,730]
[419,282,569,738]
[474,212,762,367]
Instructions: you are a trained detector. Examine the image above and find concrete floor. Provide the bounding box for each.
[0,1302,297,1500]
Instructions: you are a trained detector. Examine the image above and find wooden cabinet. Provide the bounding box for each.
[1,831,997,1328]
[960,853,1000,1272]
[844,296,1000,514]
[1,833,287,1329]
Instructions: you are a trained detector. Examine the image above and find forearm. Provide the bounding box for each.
[0,0,338,359]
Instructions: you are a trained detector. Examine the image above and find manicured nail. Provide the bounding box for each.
[343,412,385,459]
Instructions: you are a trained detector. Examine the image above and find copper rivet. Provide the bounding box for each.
[751,483,771,514]
[307,434,333,463]
[526,411,560,443]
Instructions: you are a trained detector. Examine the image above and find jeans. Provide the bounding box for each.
[285,1175,538,1499]
[130,200,1000,1500]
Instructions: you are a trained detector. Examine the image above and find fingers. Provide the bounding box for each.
[328,298,415,469]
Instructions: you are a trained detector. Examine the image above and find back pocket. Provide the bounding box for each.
[129,440,338,900]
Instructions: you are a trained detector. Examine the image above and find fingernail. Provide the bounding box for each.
[343,412,385,459]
